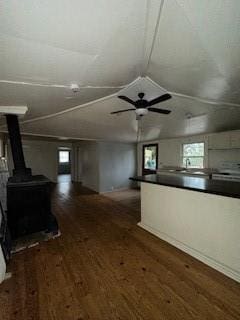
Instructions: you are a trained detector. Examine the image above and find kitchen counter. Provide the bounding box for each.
[130,174,240,199]
[131,174,240,282]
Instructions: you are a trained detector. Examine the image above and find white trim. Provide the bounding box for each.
[170,92,240,108]
[0,106,28,115]
[19,93,118,124]
[2,76,239,129]
[138,222,240,283]
[7,78,143,126]
[0,79,126,89]
[144,0,165,74]
[0,131,99,141]
[145,76,240,107]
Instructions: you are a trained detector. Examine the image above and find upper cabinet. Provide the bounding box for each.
[208,131,240,149]
[208,132,231,149]
[230,131,240,148]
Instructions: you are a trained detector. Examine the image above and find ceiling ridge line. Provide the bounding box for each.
[0,31,96,58]
[0,130,100,142]
[140,0,151,76]
[0,77,142,129]
[144,0,165,75]
[17,93,119,125]
[173,0,226,79]
[170,91,240,108]
[145,76,240,107]
[0,79,126,89]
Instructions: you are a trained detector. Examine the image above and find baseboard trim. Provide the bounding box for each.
[137,222,240,283]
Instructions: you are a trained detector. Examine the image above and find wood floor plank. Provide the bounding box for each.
[0,182,240,320]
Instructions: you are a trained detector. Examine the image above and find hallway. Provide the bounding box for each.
[57,174,71,183]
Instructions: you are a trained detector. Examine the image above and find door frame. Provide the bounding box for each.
[57,148,71,175]
[142,143,158,175]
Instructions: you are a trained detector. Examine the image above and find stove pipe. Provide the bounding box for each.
[6,114,32,181]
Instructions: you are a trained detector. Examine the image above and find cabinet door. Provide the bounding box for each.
[208,132,230,149]
[230,131,240,148]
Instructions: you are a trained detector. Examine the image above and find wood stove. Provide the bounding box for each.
[6,114,58,239]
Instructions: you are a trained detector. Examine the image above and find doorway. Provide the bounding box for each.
[142,144,158,175]
[57,148,71,183]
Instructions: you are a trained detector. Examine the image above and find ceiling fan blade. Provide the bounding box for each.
[147,93,172,106]
[111,108,136,114]
[148,107,171,114]
[118,95,136,106]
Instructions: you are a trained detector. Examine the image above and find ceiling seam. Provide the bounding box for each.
[0,77,140,128]
[12,93,119,126]
[1,76,238,129]
[0,130,117,142]
[0,79,126,89]
[0,32,96,57]
[144,0,165,75]
[169,91,240,108]
[173,0,227,80]
[140,0,151,76]
[146,76,240,107]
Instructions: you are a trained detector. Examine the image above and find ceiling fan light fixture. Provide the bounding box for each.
[70,83,80,93]
[185,112,193,119]
[135,108,148,116]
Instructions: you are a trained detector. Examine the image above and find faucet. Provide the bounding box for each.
[185,158,191,169]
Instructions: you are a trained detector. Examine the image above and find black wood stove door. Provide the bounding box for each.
[7,176,53,239]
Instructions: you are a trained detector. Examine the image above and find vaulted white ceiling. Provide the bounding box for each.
[1,0,240,142]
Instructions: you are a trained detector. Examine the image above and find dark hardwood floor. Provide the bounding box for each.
[0,182,240,320]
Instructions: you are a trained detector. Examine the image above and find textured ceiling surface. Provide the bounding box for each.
[1,0,240,141]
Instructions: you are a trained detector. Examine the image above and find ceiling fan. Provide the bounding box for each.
[111,92,172,118]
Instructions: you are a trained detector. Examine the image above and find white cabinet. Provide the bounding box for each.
[208,132,231,149]
[209,131,240,149]
[230,131,240,148]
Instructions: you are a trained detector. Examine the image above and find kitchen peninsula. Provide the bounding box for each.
[131,174,240,282]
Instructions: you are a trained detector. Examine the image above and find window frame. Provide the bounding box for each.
[142,143,158,175]
[182,142,205,169]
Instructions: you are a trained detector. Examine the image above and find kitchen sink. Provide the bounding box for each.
[157,168,210,178]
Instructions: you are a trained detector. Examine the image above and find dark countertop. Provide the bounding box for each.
[130,174,240,199]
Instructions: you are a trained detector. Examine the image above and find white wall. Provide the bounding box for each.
[138,129,240,173]
[8,139,72,182]
[73,141,100,192]
[73,141,137,193]
[7,137,137,191]
[98,142,137,193]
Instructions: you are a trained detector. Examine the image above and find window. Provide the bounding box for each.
[142,144,158,174]
[59,150,70,163]
[182,142,204,168]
